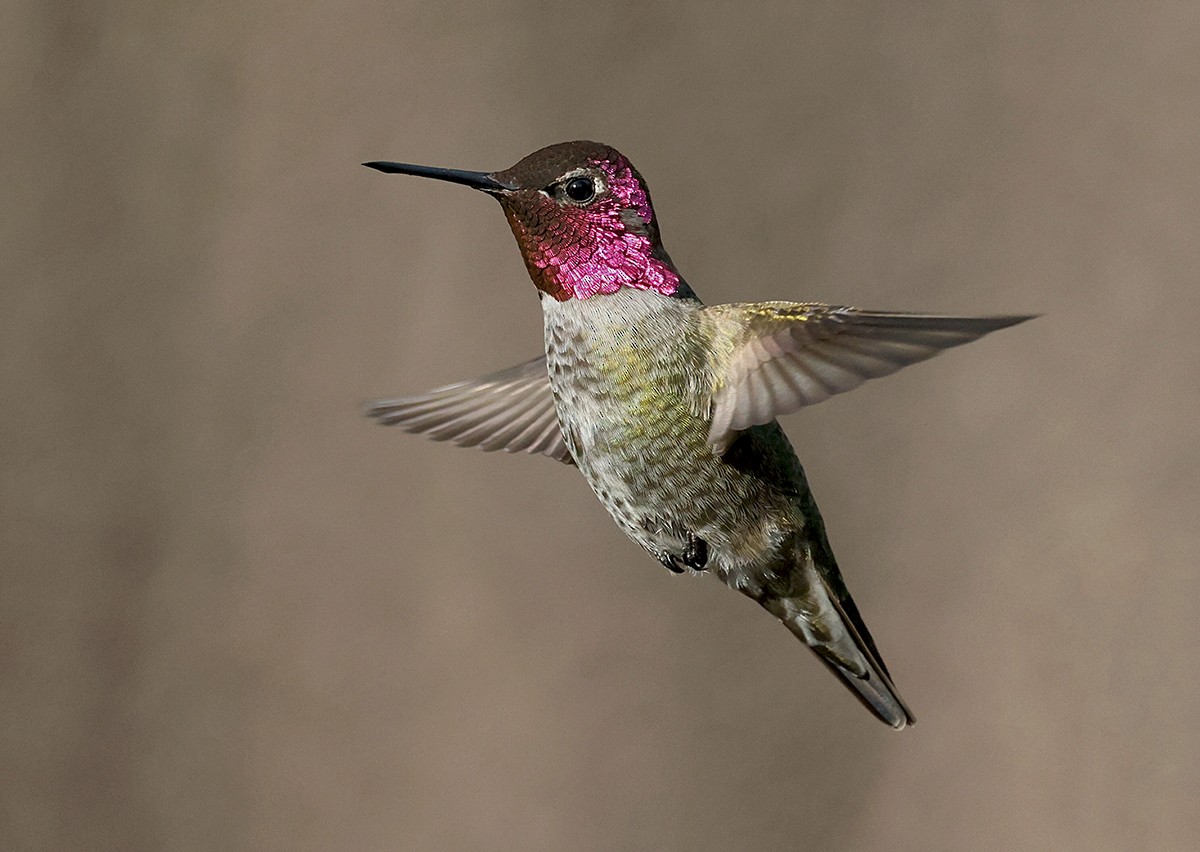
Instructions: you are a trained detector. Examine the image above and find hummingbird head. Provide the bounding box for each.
[365,141,684,301]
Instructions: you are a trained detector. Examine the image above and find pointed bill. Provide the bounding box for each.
[366,357,573,463]
[362,161,515,194]
[704,303,1035,452]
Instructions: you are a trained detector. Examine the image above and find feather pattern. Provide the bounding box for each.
[366,357,572,462]
[705,304,1035,450]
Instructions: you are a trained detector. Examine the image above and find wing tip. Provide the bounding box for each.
[981,313,1040,332]
[363,398,400,424]
[850,310,1040,332]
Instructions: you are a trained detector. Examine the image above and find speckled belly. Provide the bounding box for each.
[541,289,794,571]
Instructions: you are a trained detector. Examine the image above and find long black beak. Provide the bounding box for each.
[362,161,515,193]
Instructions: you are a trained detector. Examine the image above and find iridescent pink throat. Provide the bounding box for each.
[502,157,680,302]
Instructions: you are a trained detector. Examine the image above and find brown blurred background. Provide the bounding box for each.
[3,2,1198,850]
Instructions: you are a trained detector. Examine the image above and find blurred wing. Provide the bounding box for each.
[366,356,572,463]
[706,303,1034,451]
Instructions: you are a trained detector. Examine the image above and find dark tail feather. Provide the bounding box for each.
[762,559,915,730]
[810,645,915,730]
[812,578,915,730]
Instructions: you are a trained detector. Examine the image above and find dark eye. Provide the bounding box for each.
[563,176,596,203]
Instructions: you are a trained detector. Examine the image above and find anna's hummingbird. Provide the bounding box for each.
[363,141,1031,729]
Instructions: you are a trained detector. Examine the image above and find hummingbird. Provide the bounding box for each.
[362,141,1032,729]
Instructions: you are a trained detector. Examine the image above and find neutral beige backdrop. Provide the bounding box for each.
[4,2,1198,850]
